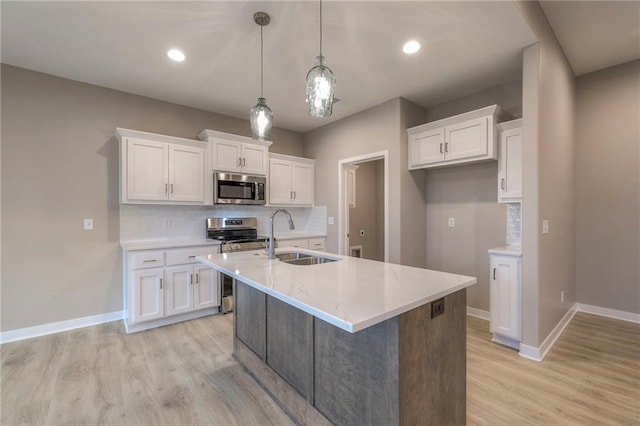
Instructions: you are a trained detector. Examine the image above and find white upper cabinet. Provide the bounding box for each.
[407,105,501,169]
[199,129,271,176]
[117,128,208,205]
[268,153,315,206]
[497,119,523,203]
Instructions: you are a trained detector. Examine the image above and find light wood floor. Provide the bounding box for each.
[1,312,638,425]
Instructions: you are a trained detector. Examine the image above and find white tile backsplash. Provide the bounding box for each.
[506,203,521,246]
[120,204,327,242]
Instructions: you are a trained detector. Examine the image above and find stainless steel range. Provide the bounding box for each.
[206,217,269,313]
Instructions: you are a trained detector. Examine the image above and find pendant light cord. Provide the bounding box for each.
[319,0,323,57]
[260,24,264,98]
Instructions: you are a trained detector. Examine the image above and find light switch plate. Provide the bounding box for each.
[83,218,93,231]
[448,217,455,228]
[542,220,549,234]
[328,217,335,225]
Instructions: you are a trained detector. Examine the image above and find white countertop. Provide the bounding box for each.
[488,245,522,256]
[197,249,476,333]
[121,239,220,251]
[275,232,326,240]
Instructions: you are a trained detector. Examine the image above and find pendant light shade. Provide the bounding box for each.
[306,55,336,118]
[250,12,272,142]
[306,0,335,118]
[250,97,273,141]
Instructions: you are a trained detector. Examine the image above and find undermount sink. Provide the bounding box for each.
[275,251,339,266]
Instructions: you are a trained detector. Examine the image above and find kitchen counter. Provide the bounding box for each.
[199,249,474,425]
[197,248,475,333]
[488,245,522,256]
[120,238,220,251]
[274,232,327,240]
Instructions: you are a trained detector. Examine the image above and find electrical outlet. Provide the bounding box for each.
[83,218,93,231]
[360,229,365,237]
[328,216,335,225]
[542,220,550,234]
[561,290,565,303]
[448,217,455,228]
[431,298,445,319]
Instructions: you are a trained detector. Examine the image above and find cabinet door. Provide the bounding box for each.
[498,127,522,203]
[193,264,219,310]
[408,129,445,168]
[241,144,268,176]
[445,117,488,161]
[235,280,266,359]
[212,139,242,173]
[169,145,206,203]
[126,138,169,201]
[132,267,164,323]
[269,159,293,205]
[165,265,194,316]
[292,162,314,206]
[490,255,520,340]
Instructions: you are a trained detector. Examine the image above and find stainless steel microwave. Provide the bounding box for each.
[213,173,266,205]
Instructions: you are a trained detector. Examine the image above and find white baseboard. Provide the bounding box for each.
[0,311,123,344]
[124,308,219,333]
[519,303,577,362]
[576,303,640,324]
[467,307,490,321]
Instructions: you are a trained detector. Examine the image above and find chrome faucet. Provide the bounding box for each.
[268,208,295,259]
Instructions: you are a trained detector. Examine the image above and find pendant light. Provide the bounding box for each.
[305,0,336,118]
[250,12,273,142]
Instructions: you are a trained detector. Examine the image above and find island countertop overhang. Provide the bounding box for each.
[197,248,476,333]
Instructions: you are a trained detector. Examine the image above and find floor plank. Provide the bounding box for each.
[1,312,638,425]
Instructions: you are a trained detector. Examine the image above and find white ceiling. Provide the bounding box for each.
[2,1,538,133]
[540,1,640,76]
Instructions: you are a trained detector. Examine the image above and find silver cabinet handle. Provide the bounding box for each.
[294,191,296,200]
[493,268,497,280]
[501,178,505,190]
[190,274,194,285]
[445,142,449,153]
[290,191,293,200]
[143,259,157,263]
[188,255,196,259]
[170,183,174,193]
[165,183,168,193]
[195,273,199,284]
[160,278,163,289]
[237,157,242,166]
[440,143,443,153]
[242,158,246,167]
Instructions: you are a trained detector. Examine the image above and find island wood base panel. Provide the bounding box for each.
[234,282,467,425]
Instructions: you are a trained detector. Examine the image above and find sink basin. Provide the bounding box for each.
[275,251,339,266]
[275,252,313,261]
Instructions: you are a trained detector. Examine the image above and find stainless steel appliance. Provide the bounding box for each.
[206,217,270,313]
[213,173,266,205]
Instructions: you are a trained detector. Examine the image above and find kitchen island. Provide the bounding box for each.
[197,249,476,425]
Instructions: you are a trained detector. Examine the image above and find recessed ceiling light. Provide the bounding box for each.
[167,49,185,62]
[402,40,421,55]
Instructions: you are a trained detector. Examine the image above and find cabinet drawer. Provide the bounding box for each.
[130,250,165,269]
[166,246,218,266]
[309,238,326,251]
[277,238,309,249]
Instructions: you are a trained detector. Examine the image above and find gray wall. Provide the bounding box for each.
[1,65,303,332]
[517,1,576,347]
[349,160,384,261]
[423,81,522,312]
[575,60,640,314]
[303,98,426,267]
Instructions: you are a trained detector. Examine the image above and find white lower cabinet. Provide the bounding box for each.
[489,253,521,348]
[132,267,165,323]
[124,245,220,333]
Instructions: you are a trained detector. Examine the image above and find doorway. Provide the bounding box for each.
[338,151,389,262]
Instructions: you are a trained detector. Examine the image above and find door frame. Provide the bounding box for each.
[338,150,389,262]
